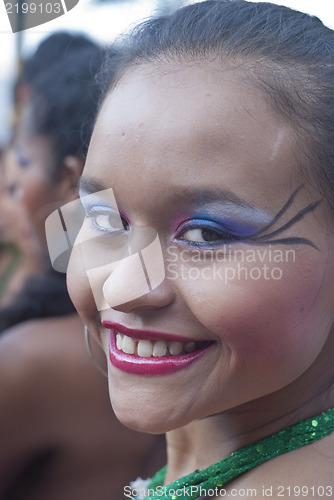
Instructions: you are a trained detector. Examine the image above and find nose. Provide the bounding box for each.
[87,230,174,312]
[105,276,175,313]
[104,236,174,312]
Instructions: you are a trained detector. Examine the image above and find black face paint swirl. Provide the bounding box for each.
[237,186,321,249]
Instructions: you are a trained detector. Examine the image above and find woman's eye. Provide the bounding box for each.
[17,155,31,169]
[14,147,31,169]
[94,213,120,231]
[86,209,129,234]
[179,226,234,244]
[7,184,19,198]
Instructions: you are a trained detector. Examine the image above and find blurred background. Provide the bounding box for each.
[0,0,333,149]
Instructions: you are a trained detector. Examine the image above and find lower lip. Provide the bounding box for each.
[108,330,212,375]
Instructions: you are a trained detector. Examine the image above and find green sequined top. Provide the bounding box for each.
[138,407,334,500]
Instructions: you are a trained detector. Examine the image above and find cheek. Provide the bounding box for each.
[67,271,94,329]
[22,176,51,217]
[21,170,62,248]
[177,249,331,372]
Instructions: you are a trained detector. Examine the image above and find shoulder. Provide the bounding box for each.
[0,314,100,457]
[0,317,77,476]
[0,314,107,416]
[0,314,88,426]
[0,314,112,493]
[0,314,84,369]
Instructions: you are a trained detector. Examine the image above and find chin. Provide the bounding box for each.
[108,386,186,434]
[112,408,171,435]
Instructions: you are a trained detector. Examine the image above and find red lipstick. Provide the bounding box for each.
[102,321,195,342]
[102,321,213,376]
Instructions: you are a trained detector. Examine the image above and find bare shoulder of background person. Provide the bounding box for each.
[0,314,165,500]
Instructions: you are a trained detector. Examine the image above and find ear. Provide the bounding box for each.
[57,155,85,203]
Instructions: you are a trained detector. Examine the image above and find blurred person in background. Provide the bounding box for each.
[0,149,20,305]
[0,145,41,308]
[0,32,86,312]
[0,32,164,499]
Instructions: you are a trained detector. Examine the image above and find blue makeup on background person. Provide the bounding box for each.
[14,144,32,169]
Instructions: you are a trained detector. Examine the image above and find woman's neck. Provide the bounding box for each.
[164,330,334,485]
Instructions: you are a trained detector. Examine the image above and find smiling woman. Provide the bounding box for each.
[61,0,334,497]
[0,32,166,500]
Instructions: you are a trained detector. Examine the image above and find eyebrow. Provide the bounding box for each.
[167,185,261,210]
[78,176,108,196]
[78,175,260,211]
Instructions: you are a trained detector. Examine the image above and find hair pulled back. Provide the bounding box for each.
[102,0,334,213]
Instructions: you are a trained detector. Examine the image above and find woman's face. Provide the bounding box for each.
[0,146,36,250]
[0,153,10,242]
[5,104,67,252]
[68,62,334,433]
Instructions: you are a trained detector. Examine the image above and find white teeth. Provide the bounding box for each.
[185,342,196,353]
[169,341,183,356]
[115,333,200,358]
[153,340,168,357]
[137,340,153,357]
[122,335,136,355]
[116,333,123,351]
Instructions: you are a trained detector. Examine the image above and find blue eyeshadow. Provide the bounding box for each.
[190,210,268,237]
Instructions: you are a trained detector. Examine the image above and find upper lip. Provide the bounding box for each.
[101,321,206,343]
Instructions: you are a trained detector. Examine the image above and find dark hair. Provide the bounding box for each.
[101,0,334,214]
[0,268,75,333]
[20,32,94,85]
[26,32,106,177]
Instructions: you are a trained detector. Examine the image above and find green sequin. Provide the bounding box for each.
[142,407,334,500]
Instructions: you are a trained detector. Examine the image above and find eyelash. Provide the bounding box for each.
[84,209,247,247]
[175,219,243,248]
[84,206,129,234]
[81,186,320,249]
